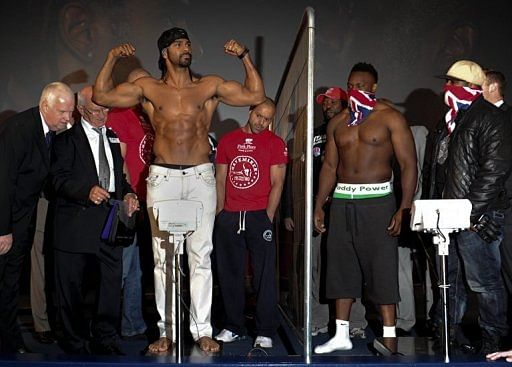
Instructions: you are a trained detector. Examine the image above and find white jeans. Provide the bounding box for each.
[146,163,216,341]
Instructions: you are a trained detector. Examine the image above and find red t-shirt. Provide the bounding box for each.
[106,107,155,199]
[216,128,288,211]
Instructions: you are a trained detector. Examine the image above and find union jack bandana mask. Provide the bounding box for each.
[348,89,377,126]
[444,85,481,134]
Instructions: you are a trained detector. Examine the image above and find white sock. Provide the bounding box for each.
[334,320,349,338]
[335,319,349,327]
[383,325,396,337]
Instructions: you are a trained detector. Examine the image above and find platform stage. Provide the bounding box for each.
[0,324,508,366]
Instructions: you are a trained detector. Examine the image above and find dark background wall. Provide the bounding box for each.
[1,0,511,134]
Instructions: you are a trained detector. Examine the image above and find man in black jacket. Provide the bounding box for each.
[51,86,138,355]
[481,70,512,294]
[0,82,75,353]
[440,61,512,354]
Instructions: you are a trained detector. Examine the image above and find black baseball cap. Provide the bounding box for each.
[158,27,190,52]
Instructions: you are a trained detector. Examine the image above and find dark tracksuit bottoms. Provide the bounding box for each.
[214,209,278,337]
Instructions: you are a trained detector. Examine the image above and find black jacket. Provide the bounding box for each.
[423,118,449,200]
[50,122,132,253]
[0,107,49,236]
[443,96,512,221]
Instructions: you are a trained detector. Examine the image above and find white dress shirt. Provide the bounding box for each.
[81,119,115,192]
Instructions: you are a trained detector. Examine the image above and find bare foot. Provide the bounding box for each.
[197,336,220,352]
[148,337,172,353]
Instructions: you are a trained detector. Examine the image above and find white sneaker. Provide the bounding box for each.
[311,325,329,336]
[215,329,242,343]
[314,335,353,354]
[254,336,273,348]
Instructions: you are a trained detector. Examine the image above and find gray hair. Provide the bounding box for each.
[77,90,86,107]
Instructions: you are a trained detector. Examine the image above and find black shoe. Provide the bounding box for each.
[458,342,478,354]
[431,324,468,352]
[121,333,147,341]
[396,328,412,337]
[34,331,57,344]
[480,334,501,356]
[423,319,438,338]
[90,340,125,356]
[59,340,90,355]
[68,345,91,355]
[15,346,31,354]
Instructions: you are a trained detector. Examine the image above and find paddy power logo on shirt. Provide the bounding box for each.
[229,155,260,189]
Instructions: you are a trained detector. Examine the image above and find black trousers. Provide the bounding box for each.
[214,209,278,337]
[54,243,122,353]
[501,207,512,294]
[501,206,512,331]
[0,210,36,352]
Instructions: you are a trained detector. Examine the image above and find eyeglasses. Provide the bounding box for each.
[84,106,110,116]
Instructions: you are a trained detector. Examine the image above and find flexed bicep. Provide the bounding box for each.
[216,40,265,107]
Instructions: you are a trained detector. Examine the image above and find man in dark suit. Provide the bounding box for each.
[0,82,75,353]
[481,70,512,292]
[482,70,512,326]
[51,85,138,355]
[482,70,512,360]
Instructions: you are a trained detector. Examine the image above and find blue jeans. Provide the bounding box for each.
[121,235,147,336]
[447,210,508,337]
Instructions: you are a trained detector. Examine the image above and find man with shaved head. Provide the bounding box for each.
[51,86,138,355]
[0,82,75,353]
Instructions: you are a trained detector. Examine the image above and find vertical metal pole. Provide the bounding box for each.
[175,243,184,363]
[303,7,315,364]
[440,253,450,363]
[436,232,451,364]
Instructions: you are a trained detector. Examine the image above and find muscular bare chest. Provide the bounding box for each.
[336,114,391,151]
[146,83,215,123]
[140,81,216,163]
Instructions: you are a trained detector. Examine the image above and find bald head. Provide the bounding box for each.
[250,97,276,112]
[246,97,276,134]
[39,82,74,106]
[77,86,109,127]
[127,68,151,83]
[39,82,75,131]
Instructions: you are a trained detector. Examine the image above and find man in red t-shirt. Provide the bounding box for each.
[107,105,154,200]
[106,69,155,338]
[214,98,287,349]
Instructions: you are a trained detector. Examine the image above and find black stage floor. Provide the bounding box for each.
[0,311,509,366]
[5,256,510,366]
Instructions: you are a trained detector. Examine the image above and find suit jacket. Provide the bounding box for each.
[50,122,132,253]
[0,107,49,241]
